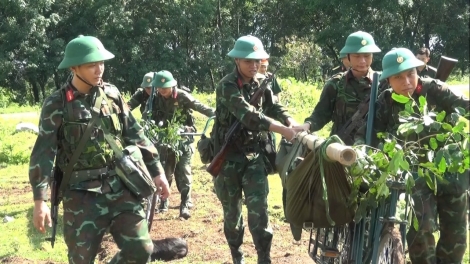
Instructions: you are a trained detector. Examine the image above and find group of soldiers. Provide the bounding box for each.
[28,30,468,264]
[127,70,215,219]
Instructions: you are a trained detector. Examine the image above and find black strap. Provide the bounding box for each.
[59,87,104,191]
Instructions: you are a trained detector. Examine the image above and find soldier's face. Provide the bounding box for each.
[259,64,268,74]
[157,87,172,98]
[348,53,373,72]
[144,87,152,95]
[416,54,429,64]
[236,59,260,79]
[72,61,104,86]
[388,69,419,96]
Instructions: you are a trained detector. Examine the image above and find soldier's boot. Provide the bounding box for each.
[186,200,194,209]
[179,190,191,219]
[230,246,244,264]
[256,240,272,264]
[179,204,191,219]
[158,199,169,213]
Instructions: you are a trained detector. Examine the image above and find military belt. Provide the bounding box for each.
[68,167,117,185]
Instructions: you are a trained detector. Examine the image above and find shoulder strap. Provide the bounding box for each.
[59,87,105,191]
[95,88,126,159]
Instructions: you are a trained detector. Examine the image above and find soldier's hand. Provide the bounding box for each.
[282,127,303,142]
[33,200,51,233]
[153,174,170,200]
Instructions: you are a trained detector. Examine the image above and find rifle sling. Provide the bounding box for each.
[59,87,105,191]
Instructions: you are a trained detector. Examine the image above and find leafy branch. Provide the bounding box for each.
[141,109,186,160]
[349,93,469,223]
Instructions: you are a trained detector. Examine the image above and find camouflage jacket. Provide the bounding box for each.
[330,65,347,77]
[354,78,470,148]
[418,65,437,79]
[127,88,150,114]
[304,68,381,139]
[29,82,164,201]
[213,68,291,162]
[147,87,214,129]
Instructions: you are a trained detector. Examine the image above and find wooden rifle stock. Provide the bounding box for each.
[206,141,230,177]
[435,56,458,82]
[206,70,278,177]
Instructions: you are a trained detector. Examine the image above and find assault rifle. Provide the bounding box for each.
[144,72,158,232]
[206,70,277,177]
[336,97,371,146]
[48,165,63,248]
[434,56,458,82]
[336,74,385,145]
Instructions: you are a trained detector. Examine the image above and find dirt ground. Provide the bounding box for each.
[0,183,315,264]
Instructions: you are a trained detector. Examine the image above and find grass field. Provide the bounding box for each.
[0,79,468,263]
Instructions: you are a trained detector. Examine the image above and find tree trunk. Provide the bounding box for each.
[30,80,40,103]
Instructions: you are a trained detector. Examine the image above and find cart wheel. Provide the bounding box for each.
[377,226,405,264]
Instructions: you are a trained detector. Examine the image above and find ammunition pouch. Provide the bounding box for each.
[197,134,214,164]
[113,145,156,200]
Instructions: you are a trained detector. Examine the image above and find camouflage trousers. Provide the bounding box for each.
[62,178,153,264]
[160,143,193,207]
[214,155,273,264]
[406,173,468,264]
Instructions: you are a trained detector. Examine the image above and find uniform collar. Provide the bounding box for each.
[233,67,259,87]
[346,68,375,82]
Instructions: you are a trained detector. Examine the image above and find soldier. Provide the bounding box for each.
[148,70,215,219]
[212,35,301,264]
[257,58,282,102]
[415,47,437,78]
[355,48,469,264]
[295,31,382,145]
[29,35,170,263]
[127,72,155,114]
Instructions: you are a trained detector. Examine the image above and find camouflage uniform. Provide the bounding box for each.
[149,70,215,218]
[356,80,469,264]
[213,66,292,264]
[128,88,150,114]
[211,35,295,264]
[127,72,154,114]
[355,48,469,264]
[29,36,165,263]
[303,31,382,145]
[304,68,379,143]
[418,64,437,78]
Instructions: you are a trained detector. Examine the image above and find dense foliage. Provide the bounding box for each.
[1,0,469,105]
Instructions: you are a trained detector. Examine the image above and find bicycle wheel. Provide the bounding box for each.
[310,224,351,264]
[376,225,405,264]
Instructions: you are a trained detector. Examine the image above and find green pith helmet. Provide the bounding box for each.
[141,72,155,87]
[227,35,269,59]
[380,48,425,81]
[152,70,177,88]
[339,52,347,59]
[58,35,115,69]
[339,31,381,54]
